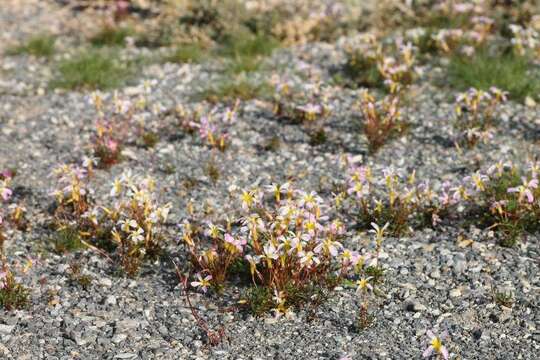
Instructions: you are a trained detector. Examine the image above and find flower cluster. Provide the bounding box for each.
[177,101,238,151]
[272,80,331,124]
[473,162,540,246]
[89,84,162,167]
[342,158,540,245]
[104,171,172,275]
[378,41,419,93]
[51,160,171,275]
[454,87,508,147]
[182,182,381,316]
[51,163,93,221]
[0,261,29,311]
[359,90,406,153]
[509,24,539,56]
[344,36,419,93]
[0,172,13,250]
[343,163,458,235]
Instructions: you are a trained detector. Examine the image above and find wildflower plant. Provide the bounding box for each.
[359,90,406,153]
[472,163,540,246]
[0,261,29,310]
[509,24,539,57]
[0,176,14,251]
[272,80,331,143]
[182,183,377,316]
[272,81,331,124]
[51,163,94,222]
[104,171,172,275]
[342,162,462,236]
[196,102,238,151]
[453,87,508,147]
[90,89,154,167]
[343,37,419,93]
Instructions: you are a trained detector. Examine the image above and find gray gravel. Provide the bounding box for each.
[0,1,539,359]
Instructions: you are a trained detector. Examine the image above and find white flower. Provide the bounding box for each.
[128,227,145,244]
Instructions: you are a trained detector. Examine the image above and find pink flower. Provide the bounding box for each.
[0,169,13,180]
[106,139,119,152]
[508,177,538,203]
[1,187,12,201]
[224,233,247,253]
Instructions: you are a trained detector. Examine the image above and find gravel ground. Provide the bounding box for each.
[0,1,539,359]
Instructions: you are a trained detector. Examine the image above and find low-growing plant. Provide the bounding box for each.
[89,88,161,166]
[6,35,56,58]
[342,163,459,236]
[51,163,94,222]
[51,159,172,275]
[0,262,29,310]
[453,87,508,147]
[343,38,418,93]
[471,164,540,246]
[182,182,385,317]
[165,44,206,64]
[178,101,238,151]
[272,82,331,124]
[51,50,133,90]
[360,90,407,153]
[90,25,133,47]
[494,290,514,307]
[271,81,331,144]
[105,171,172,276]
[53,226,84,253]
[197,78,271,103]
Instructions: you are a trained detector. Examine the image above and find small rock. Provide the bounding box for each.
[405,301,427,312]
[100,278,112,287]
[0,325,15,334]
[116,320,138,332]
[106,295,117,306]
[114,353,137,359]
[112,334,127,344]
[449,289,461,297]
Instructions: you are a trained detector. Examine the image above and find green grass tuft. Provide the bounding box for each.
[196,78,272,103]
[448,50,540,101]
[51,50,133,90]
[0,279,29,311]
[219,31,279,74]
[90,26,133,47]
[165,44,206,64]
[342,52,384,89]
[6,35,56,58]
[53,227,84,253]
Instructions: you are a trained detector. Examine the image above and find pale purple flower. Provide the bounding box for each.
[224,233,247,253]
[507,177,538,203]
[1,187,12,201]
[191,273,212,293]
